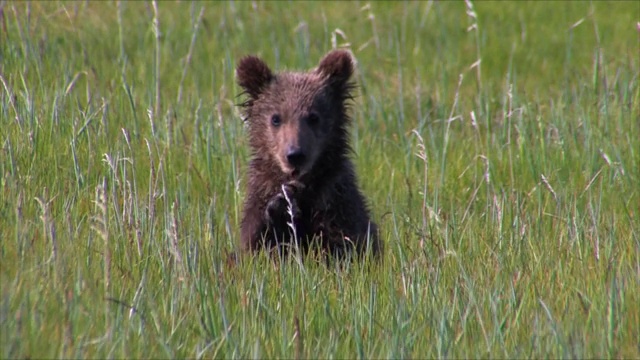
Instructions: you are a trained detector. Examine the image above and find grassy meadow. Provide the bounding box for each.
[1,1,639,358]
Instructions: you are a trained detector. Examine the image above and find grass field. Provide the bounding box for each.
[1,1,638,358]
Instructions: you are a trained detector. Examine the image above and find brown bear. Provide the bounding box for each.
[236,49,381,260]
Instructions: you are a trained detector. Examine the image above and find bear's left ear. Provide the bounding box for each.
[236,55,274,99]
[316,49,354,90]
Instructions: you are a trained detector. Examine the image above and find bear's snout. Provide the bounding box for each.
[286,146,306,168]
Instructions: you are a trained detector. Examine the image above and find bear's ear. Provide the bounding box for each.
[316,49,354,88]
[236,55,274,99]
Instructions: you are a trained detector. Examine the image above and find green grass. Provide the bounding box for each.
[1,1,638,358]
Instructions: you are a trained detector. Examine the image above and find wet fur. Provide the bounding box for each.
[236,50,381,260]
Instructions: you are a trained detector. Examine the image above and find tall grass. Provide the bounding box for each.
[1,1,638,358]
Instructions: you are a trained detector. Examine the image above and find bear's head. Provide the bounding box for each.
[236,50,356,180]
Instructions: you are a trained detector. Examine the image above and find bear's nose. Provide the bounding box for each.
[286,147,306,168]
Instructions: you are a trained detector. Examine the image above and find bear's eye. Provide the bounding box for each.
[271,114,282,127]
[307,113,320,126]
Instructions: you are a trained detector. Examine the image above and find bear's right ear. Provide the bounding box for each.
[316,49,354,90]
[236,55,274,99]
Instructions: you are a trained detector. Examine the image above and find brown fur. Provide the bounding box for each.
[236,50,381,260]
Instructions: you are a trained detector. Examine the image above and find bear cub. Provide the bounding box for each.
[236,49,381,260]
